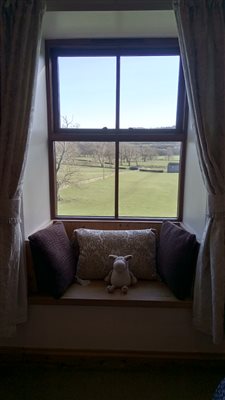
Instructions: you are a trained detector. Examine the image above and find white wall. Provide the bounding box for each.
[43,10,177,38]
[23,41,50,238]
[183,113,207,240]
[1,305,225,354]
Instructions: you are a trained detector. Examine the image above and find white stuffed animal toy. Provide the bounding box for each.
[104,254,137,294]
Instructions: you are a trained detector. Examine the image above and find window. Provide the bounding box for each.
[46,39,187,220]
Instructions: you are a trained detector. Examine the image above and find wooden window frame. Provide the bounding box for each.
[45,38,188,221]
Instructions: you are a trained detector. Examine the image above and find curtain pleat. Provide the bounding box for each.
[173,0,225,343]
[0,0,45,336]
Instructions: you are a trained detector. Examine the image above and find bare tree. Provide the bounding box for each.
[121,143,136,166]
[93,143,105,168]
[166,146,174,161]
[147,145,158,161]
[104,142,114,166]
[93,143,114,168]
[55,142,79,200]
[139,144,148,162]
[56,170,74,201]
[61,115,80,129]
[55,142,67,174]
[55,116,80,200]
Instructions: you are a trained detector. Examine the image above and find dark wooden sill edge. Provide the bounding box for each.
[1,348,225,365]
[28,297,193,308]
[28,281,193,309]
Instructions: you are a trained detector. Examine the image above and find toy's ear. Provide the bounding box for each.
[109,255,117,260]
[124,255,133,261]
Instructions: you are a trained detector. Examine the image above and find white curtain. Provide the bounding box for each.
[173,0,225,343]
[0,0,45,336]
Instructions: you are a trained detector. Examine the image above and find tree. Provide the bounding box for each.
[104,142,114,166]
[147,145,158,161]
[93,143,106,168]
[139,145,147,162]
[55,116,80,201]
[55,142,80,201]
[92,142,114,168]
[61,115,80,129]
[166,146,174,161]
[120,143,135,166]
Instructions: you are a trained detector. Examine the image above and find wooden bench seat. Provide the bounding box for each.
[28,280,192,308]
[26,220,192,309]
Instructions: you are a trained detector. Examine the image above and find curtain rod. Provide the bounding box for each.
[46,0,173,12]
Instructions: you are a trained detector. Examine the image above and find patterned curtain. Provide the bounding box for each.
[173,0,225,343]
[0,0,45,336]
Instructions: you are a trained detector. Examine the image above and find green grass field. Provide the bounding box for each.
[57,166,179,217]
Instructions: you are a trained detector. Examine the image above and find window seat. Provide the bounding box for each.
[26,220,196,309]
[28,280,192,308]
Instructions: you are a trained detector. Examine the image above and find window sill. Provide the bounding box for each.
[28,280,192,308]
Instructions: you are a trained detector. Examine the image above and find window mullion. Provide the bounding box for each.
[115,55,120,218]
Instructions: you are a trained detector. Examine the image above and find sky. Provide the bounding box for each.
[58,55,180,129]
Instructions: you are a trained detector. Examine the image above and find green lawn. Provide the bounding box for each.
[119,170,178,217]
[58,167,179,217]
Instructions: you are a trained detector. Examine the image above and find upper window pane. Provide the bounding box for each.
[58,57,116,129]
[120,56,180,129]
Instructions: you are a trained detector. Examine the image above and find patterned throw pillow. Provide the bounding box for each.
[73,228,157,280]
[28,222,76,298]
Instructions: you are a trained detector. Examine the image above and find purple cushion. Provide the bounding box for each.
[157,221,199,300]
[28,222,76,298]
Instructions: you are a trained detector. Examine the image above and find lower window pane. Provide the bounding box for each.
[119,142,181,218]
[55,142,115,216]
[54,141,181,218]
